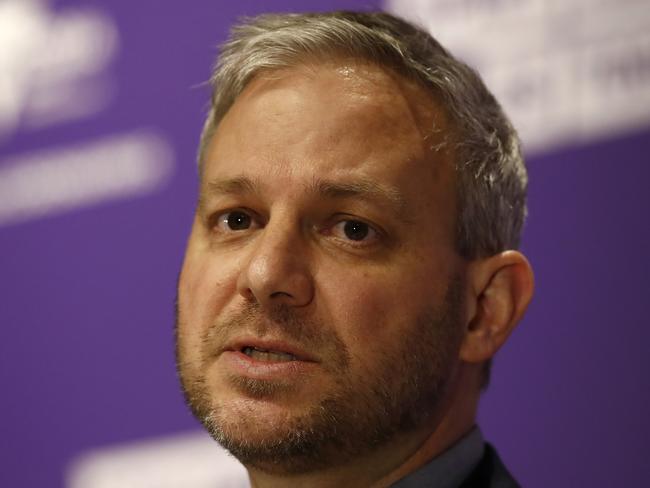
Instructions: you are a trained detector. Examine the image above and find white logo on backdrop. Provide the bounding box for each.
[385,0,650,153]
[0,131,173,227]
[0,0,174,228]
[0,0,118,138]
[66,431,249,488]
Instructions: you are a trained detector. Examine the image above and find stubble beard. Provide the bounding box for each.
[175,278,464,475]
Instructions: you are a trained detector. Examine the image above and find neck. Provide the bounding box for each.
[246,364,480,488]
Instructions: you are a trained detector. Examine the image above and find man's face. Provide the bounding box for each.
[176,61,467,472]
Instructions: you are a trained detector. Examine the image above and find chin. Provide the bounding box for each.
[204,397,348,474]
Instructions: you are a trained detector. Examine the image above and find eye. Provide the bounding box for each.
[331,219,378,243]
[214,210,258,232]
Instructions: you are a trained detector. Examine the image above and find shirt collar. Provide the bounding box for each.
[391,426,484,488]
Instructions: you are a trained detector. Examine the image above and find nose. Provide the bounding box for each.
[236,218,314,308]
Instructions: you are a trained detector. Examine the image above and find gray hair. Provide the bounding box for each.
[199,10,528,260]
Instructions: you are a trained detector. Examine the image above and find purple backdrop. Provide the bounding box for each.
[1,1,649,487]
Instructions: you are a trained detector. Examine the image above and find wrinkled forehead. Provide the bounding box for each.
[237,58,444,127]
[202,59,454,181]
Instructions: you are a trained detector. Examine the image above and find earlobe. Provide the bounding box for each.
[460,250,534,363]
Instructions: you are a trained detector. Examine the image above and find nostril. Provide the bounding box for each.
[270,291,293,299]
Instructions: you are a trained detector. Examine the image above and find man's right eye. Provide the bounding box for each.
[214,210,256,232]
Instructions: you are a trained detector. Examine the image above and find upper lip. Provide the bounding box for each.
[225,337,318,362]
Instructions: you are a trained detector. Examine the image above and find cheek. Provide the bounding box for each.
[178,235,241,348]
[318,271,419,343]
[317,261,450,356]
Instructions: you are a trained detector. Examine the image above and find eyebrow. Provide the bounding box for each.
[201,175,407,213]
[206,176,258,196]
[313,179,406,211]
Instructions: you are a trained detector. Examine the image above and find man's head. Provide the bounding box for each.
[176,10,533,481]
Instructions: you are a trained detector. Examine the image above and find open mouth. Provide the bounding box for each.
[241,346,297,362]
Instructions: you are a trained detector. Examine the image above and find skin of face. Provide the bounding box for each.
[176,60,472,483]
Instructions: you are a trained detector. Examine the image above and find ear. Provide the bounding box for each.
[459,250,534,363]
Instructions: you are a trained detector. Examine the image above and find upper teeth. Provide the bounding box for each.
[242,346,296,362]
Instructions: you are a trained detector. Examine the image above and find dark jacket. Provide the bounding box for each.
[393,443,520,488]
[459,444,520,488]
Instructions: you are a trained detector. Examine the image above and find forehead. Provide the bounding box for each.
[202,59,454,204]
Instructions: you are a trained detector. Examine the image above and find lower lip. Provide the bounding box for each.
[219,350,318,380]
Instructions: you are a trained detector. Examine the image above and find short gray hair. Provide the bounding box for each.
[198,10,527,260]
